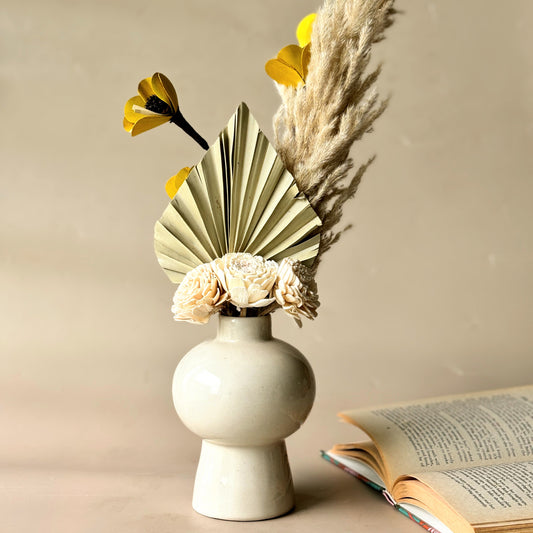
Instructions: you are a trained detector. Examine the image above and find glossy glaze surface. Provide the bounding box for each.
[173,315,315,520]
[173,315,315,445]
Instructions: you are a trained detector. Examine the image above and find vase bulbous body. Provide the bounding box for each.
[172,314,315,521]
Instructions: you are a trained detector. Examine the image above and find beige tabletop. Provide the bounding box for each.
[2,459,422,533]
[2,0,533,531]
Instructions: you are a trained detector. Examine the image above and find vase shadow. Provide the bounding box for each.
[292,462,377,514]
[293,474,343,513]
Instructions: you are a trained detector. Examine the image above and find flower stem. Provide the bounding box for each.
[170,109,209,150]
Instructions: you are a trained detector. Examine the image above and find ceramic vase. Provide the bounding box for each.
[172,314,315,521]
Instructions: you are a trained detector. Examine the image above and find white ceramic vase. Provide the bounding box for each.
[172,314,315,521]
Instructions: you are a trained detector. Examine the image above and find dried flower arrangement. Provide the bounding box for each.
[123,0,395,326]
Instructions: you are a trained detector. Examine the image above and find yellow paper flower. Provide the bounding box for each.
[123,73,208,149]
[123,73,178,135]
[265,13,316,87]
[165,167,191,198]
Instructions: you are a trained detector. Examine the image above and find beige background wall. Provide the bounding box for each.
[1,0,532,530]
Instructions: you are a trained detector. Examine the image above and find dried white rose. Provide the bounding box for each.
[172,263,226,324]
[274,258,319,326]
[211,253,277,309]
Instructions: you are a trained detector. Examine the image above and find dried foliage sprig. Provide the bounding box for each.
[272,0,395,269]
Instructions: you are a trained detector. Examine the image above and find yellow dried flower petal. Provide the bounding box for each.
[130,115,171,136]
[277,44,305,74]
[296,13,316,47]
[165,167,192,198]
[123,117,134,133]
[137,77,153,102]
[151,72,179,112]
[265,58,304,87]
[124,95,145,123]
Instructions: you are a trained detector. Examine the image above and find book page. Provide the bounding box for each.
[412,461,533,525]
[340,385,533,480]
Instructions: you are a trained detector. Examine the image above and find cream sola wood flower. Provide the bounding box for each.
[274,258,319,326]
[211,253,278,310]
[171,263,227,324]
[171,253,319,324]
[123,73,209,149]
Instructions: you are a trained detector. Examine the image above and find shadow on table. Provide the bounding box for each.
[293,461,378,513]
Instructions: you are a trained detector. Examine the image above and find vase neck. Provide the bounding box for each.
[217,315,272,341]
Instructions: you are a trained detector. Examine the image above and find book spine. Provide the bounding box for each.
[396,506,440,533]
[320,451,384,492]
[321,451,441,533]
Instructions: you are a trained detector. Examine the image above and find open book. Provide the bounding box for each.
[322,385,533,533]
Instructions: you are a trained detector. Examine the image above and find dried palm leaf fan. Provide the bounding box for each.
[154,103,322,283]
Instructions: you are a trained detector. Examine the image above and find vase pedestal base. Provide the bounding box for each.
[192,439,294,521]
